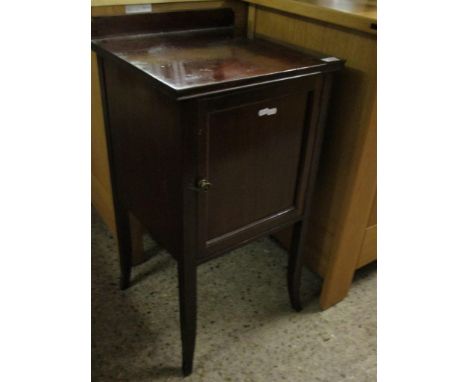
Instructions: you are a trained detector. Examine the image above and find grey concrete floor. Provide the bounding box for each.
[92,209,376,382]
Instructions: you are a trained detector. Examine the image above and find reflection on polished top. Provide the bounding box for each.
[92,28,333,93]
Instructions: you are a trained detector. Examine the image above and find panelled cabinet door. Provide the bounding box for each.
[196,81,322,260]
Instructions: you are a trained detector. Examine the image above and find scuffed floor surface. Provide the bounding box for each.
[92,209,376,382]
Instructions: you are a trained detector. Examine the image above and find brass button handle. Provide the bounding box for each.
[197,179,212,192]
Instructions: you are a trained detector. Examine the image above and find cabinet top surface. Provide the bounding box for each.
[92,28,342,95]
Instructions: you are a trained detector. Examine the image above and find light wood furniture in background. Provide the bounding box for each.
[91,0,377,308]
[245,0,377,309]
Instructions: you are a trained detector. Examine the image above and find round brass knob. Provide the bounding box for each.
[197,179,212,192]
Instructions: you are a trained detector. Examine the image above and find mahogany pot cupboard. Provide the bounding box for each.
[91,0,377,313]
[92,8,342,374]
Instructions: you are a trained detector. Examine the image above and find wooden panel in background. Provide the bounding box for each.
[368,193,377,227]
[320,98,376,308]
[92,1,247,35]
[243,0,376,34]
[356,224,376,269]
[247,4,256,38]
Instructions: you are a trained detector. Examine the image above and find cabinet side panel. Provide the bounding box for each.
[102,60,182,255]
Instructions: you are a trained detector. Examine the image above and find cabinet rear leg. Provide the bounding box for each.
[288,221,305,311]
[177,261,197,376]
[114,204,132,290]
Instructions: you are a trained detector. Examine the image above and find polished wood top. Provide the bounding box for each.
[92,19,343,98]
[244,0,377,33]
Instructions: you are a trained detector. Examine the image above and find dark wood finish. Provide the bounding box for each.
[204,92,307,240]
[288,72,333,311]
[196,76,326,262]
[92,8,235,39]
[97,56,132,289]
[92,22,340,99]
[177,260,197,376]
[93,10,342,376]
[102,58,183,257]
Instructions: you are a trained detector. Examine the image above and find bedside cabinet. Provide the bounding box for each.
[92,8,343,376]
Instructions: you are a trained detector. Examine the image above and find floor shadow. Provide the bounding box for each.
[130,249,174,286]
[354,261,377,283]
[92,207,334,381]
[92,209,179,381]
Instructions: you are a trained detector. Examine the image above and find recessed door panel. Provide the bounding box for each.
[204,92,309,243]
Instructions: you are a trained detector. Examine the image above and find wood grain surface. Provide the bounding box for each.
[92,0,247,35]
[244,0,376,34]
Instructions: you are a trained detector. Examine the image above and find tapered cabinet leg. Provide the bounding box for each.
[288,221,306,312]
[129,212,145,266]
[114,205,133,290]
[177,261,197,376]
